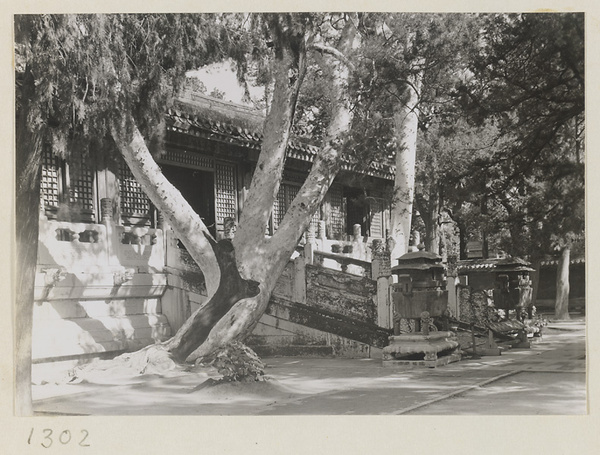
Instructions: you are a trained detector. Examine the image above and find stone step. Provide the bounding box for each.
[246,333,329,347]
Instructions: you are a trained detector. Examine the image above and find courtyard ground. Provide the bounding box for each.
[32,317,586,416]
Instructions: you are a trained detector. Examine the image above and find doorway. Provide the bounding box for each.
[160,164,216,237]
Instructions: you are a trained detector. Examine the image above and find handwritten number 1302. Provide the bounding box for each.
[28,428,90,448]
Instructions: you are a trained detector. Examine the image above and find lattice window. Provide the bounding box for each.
[119,160,151,219]
[68,155,95,215]
[286,184,299,211]
[41,149,96,221]
[283,169,307,185]
[162,149,214,169]
[215,162,237,227]
[273,186,286,230]
[41,149,60,209]
[273,183,300,230]
[327,185,345,239]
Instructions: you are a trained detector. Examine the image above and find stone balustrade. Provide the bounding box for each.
[312,250,372,278]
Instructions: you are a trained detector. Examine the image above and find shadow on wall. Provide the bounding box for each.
[32,220,170,369]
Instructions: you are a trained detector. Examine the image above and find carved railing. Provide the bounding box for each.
[313,250,372,278]
[38,220,109,269]
[305,262,378,325]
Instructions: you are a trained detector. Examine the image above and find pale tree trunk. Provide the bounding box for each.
[192,16,359,360]
[114,125,221,297]
[233,19,308,258]
[554,246,571,320]
[389,70,423,261]
[15,68,42,415]
[104,16,358,366]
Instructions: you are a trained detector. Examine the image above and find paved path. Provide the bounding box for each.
[32,320,586,415]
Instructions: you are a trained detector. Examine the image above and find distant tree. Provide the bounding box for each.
[209,87,226,99]
[456,13,584,316]
[347,13,481,258]
[415,116,507,258]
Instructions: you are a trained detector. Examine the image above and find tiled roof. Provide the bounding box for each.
[457,257,535,273]
[540,257,585,267]
[166,96,395,180]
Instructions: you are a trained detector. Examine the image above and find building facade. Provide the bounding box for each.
[33,93,397,380]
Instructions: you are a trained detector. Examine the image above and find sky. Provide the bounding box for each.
[187,60,265,107]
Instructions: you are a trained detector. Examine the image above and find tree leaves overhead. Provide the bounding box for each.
[460,13,584,190]
[15,12,584,259]
[15,14,255,164]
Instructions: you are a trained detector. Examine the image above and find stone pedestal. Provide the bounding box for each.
[382,331,461,368]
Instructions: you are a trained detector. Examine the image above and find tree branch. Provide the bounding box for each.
[234,16,309,260]
[111,122,221,297]
[270,14,359,261]
[309,43,355,71]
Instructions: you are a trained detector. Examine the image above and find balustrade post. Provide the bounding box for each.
[100,198,113,224]
[39,195,48,221]
[100,197,117,266]
[370,239,393,329]
[293,255,307,304]
[304,223,316,265]
[352,224,362,242]
[317,220,327,243]
[446,254,459,319]
[156,210,165,230]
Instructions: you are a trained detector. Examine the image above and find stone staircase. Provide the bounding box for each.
[247,296,390,359]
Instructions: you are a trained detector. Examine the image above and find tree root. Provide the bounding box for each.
[60,341,266,388]
[67,344,184,384]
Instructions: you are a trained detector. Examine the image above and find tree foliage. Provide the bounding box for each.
[400,13,585,260]
[15,14,260,164]
[456,13,584,258]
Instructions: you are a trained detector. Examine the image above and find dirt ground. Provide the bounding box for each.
[32,317,587,416]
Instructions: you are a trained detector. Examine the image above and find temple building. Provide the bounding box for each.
[33,91,398,380]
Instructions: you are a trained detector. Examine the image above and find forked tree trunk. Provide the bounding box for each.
[390,70,423,261]
[189,16,358,360]
[108,17,358,366]
[15,69,43,415]
[554,246,571,320]
[234,23,307,254]
[114,124,250,363]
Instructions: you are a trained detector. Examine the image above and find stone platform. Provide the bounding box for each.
[382,331,461,368]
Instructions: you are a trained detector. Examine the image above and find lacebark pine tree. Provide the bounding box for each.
[347,13,481,259]
[15,12,235,414]
[15,13,359,411]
